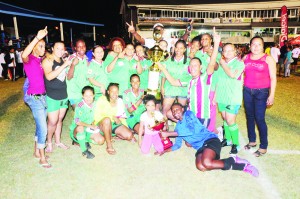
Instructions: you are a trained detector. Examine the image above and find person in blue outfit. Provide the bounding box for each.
[159,103,259,177]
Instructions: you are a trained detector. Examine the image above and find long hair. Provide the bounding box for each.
[171,39,188,64]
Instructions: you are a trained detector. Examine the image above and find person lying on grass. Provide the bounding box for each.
[70,86,106,159]
[159,103,259,177]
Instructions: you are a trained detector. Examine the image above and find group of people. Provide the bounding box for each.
[266,41,300,77]
[0,46,24,81]
[20,23,278,178]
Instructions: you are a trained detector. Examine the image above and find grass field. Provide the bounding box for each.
[0,75,299,199]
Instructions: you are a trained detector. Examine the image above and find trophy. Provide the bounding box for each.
[149,112,173,150]
[146,28,168,100]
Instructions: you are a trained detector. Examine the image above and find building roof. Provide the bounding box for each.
[126,0,300,10]
[127,0,278,5]
[0,2,104,27]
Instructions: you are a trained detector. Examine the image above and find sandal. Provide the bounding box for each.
[244,143,257,150]
[39,161,52,169]
[55,142,70,150]
[106,148,116,155]
[45,143,53,153]
[254,149,266,157]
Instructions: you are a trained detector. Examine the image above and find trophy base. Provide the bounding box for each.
[146,89,161,101]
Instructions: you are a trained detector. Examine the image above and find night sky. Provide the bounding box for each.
[1,0,124,46]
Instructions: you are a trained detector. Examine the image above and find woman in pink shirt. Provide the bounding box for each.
[22,27,51,168]
[243,36,276,157]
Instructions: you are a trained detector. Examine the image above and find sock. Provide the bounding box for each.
[223,121,231,143]
[232,163,246,171]
[76,132,87,152]
[229,123,239,146]
[221,157,235,170]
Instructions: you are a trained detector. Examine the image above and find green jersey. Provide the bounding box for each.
[216,57,245,105]
[87,59,108,99]
[139,59,152,90]
[66,54,89,99]
[69,100,95,133]
[195,48,221,91]
[161,57,191,97]
[104,54,138,96]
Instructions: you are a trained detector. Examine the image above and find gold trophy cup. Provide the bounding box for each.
[146,28,167,100]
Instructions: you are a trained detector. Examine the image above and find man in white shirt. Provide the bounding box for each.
[15,48,24,78]
[291,45,300,72]
[270,43,281,64]
[126,21,190,52]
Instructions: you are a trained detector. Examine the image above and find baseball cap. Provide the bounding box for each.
[153,23,164,29]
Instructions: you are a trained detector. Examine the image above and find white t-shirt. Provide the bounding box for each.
[292,48,300,58]
[270,47,281,63]
[8,53,16,67]
[0,53,5,64]
[144,37,176,52]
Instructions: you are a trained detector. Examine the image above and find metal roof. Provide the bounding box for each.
[0,2,104,27]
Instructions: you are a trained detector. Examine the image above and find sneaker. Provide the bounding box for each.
[231,155,250,165]
[86,142,91,150]
[230,144,238,154]
[243,164,259,177]
[82,150,95,159]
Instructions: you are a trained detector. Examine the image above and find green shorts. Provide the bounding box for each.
[99,122,122,137]
[218,103,240,115]
[46,96,69,112]
[69,98,82,106]
[126,114,140,129]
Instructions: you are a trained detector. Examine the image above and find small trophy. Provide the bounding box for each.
[146,28,168,100]
[149,112,173,150]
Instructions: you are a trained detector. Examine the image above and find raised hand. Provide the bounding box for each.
[36,26,48,40]
[212,27,221,45]
[126,21,135,33]
[118,50,125,59]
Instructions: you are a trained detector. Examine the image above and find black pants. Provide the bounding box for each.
[16,63,24,77]
[1,63,8,79]
[8,67,16,81]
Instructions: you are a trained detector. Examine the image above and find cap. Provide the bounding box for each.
[153,23,164,29]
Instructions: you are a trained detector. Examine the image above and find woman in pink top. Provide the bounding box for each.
[243,36,276,157]
[22,27,51,168]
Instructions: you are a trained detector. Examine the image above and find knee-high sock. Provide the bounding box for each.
[229,123,239,146]
[77,132,87,152]
[223,121,231,142]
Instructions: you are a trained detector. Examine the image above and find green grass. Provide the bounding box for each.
[0,76,299,199]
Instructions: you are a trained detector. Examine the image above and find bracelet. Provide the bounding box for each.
[131,104,137,110]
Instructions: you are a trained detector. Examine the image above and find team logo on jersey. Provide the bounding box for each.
[118,61,124,66]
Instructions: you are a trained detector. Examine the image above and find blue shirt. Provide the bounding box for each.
[171,110,218,151]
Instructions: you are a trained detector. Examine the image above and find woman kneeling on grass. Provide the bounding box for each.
[94,83,136,155]
[70,86,106,159]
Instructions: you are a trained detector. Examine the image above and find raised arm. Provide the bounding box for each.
[206,27,221,75]
[157,62,182,87]
[126,21,145,45]
[22,26,48,63]
[107,51,124,73]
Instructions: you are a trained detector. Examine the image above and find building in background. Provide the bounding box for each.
[121,0,300,44]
